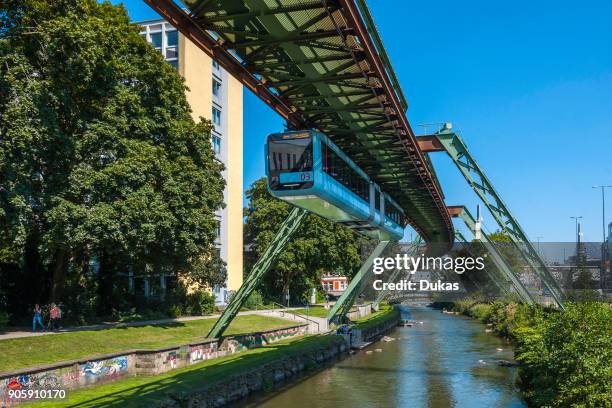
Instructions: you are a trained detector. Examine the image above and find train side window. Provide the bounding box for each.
[323,141,368,201]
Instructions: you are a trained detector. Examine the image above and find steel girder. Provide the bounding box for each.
[373,239,422,308]
[326,240,391,324]
[420,128,564,308]
[207,207,307,339]
[144,0,453,249]
[454,230,507,295]
[454,207,534,304]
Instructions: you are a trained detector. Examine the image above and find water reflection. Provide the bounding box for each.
[238,306,526,408]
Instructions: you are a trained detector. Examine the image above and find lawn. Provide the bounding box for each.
[291,306,330,318]
[0,315,295,372]
[24,335,343,408]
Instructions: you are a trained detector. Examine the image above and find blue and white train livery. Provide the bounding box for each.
[265,130,405,241]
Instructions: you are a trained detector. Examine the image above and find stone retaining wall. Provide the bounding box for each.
[353,308,400,343]
[0,324,307,407]
[154,336,349,408]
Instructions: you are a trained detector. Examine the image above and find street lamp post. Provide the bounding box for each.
[570,216,583,245]
[592,185,612,288]
[570,216,583,268]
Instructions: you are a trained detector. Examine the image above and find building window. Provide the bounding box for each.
[216,219,221,238]
[212,79,221,97]
[212,106,221,127]
[166,30,178,47]
[141,22,178,69]
[150,32,162,49]
[212,59,220,71]
[165,30,178,59]
[212,134,221,154]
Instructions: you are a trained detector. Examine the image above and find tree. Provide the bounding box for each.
[244,177,365,303]
[0,0,225,317]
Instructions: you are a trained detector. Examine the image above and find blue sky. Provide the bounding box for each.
[115,1,612,242]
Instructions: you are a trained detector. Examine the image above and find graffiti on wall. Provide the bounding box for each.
[80,356,128,381]
[1,371,64,407]
[190,343,218,363]
[229,326,304,353]
[164,351,177,369]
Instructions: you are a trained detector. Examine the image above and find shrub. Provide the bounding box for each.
[167,304,183,318]
[0,311,9,332]
[242,290,264,310]
[514,302,612,407]
[186,291,216,316]
[469,303,492,321]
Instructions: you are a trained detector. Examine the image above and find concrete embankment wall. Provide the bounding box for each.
[155,336,349,408]
[346,303,373,321]
[353,308,401,343]
[167,308,399,407]
[0,325,307,406]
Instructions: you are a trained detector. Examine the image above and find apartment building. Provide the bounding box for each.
[140,19,243,303]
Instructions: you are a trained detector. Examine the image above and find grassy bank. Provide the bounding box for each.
[0,315,294,372]
[444,297,612,407]
[24,334,343,408]
[292,306,329,318]
[353,305,399,331]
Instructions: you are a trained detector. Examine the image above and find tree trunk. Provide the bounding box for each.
[23,226,46,304]
[97,250,115,315]
[50,248,69,302]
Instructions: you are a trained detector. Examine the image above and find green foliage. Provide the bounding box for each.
[185,290,216,316]
[453,297,612,407]
[0,0,225,318]
[243,177,365,303]
[514,302,612,407]
[242,290,265,310]
[0,310,9,331]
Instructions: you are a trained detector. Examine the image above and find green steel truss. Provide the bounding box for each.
[327,240,391,324]
[456,208,534,304]
[429,128,564,308]
[373,239,421,307]
[146,0,454,246]
[454,230,507,295]
[207,207,307,339]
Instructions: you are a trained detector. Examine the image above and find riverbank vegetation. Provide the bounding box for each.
[441,297,611,407]
[0,315,294,372]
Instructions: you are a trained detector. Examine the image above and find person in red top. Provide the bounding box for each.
[48,303,62,331]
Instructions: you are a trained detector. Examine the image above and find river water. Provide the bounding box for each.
[240,306,526,408]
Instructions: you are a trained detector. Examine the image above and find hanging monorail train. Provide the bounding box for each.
[265,130,406,241]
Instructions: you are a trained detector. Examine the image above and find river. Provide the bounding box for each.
[238,306,526,408]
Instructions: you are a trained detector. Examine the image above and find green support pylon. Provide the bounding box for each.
[458,208,534,304]
[427,127,564,308]
[207,207,307,339]
[454,230,508,295]
[373,239,422,308]
[327,240,391,324]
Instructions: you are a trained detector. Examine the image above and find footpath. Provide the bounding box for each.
[0,308,308,341]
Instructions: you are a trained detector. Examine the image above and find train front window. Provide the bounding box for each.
[268,137,313,173]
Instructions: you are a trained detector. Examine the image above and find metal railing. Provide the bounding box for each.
[268,302,321,333]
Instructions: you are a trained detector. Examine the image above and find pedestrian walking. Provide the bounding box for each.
[32,304,45,332]
[48,303,62,331]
